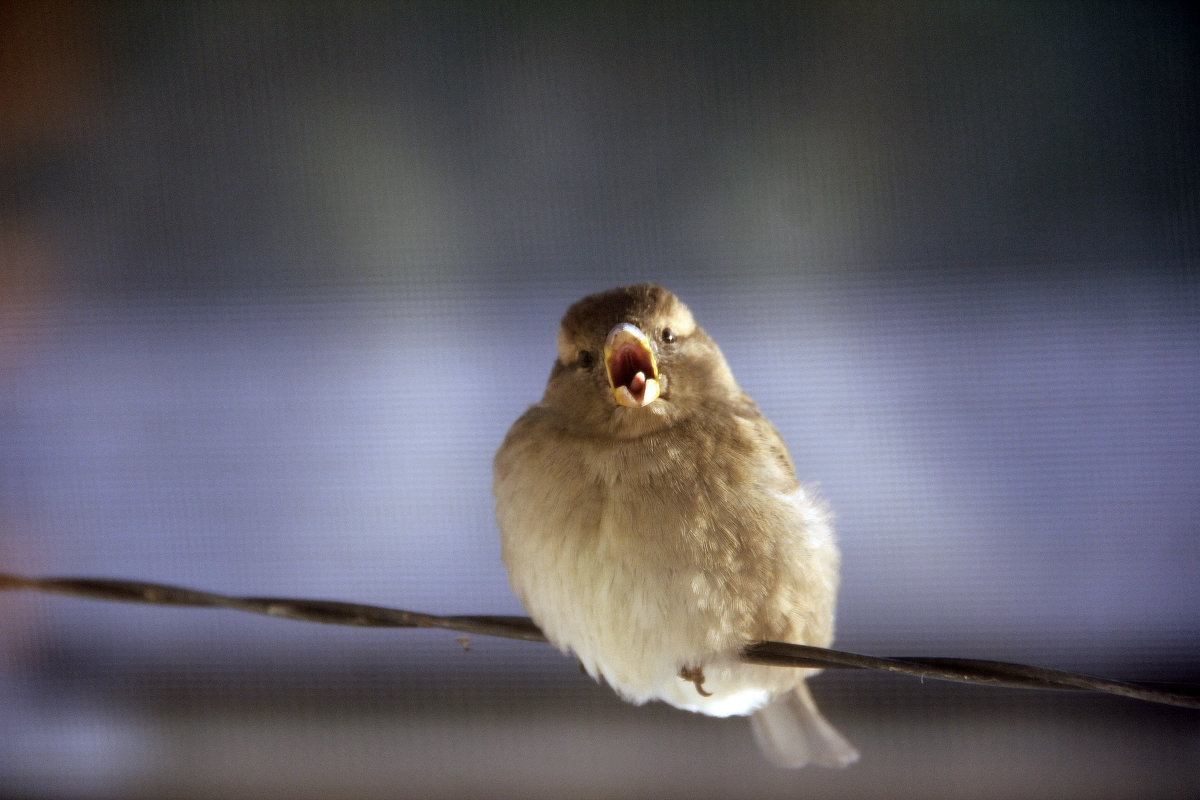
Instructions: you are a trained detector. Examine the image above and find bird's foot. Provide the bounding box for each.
[679,665,713,697]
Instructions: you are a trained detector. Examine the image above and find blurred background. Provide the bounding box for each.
[1,2,1198,798]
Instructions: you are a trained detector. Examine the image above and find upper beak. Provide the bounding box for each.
[604,323,661,408]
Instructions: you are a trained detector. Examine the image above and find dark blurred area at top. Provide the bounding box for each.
[3,1,1197,298]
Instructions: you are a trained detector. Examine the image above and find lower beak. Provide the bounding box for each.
[604,323,661,408]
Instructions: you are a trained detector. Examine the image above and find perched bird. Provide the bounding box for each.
[493,284,857,768]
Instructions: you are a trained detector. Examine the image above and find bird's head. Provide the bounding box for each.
[542,284,740,437]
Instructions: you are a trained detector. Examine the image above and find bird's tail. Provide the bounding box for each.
[750,682,859,768]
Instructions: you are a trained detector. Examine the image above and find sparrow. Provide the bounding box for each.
[493,284,857,768]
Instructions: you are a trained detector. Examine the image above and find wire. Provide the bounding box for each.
[2,571,1196,710]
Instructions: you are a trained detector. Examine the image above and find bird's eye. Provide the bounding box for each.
[577,350,596,369]
[660,328,676,344]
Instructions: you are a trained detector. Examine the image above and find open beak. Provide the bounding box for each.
[604,323,661,408]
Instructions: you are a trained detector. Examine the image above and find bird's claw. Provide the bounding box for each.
[679,666,713,697]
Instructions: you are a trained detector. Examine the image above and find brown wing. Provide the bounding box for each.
[735,391,800,493]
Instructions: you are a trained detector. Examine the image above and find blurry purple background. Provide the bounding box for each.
[2,4,1197,798]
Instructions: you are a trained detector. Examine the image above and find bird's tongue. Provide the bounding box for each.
[628,370,647,400]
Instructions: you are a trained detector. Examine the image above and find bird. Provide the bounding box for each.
[493,283,858,768]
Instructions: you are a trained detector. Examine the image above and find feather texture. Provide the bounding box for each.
[495,285,856,766]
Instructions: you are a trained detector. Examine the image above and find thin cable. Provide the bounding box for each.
[2,571,1196,710]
